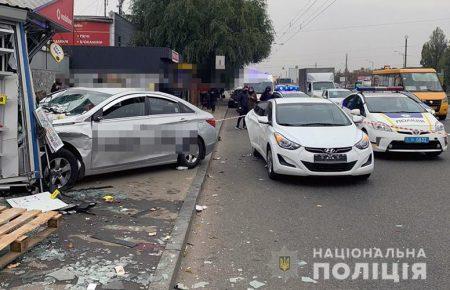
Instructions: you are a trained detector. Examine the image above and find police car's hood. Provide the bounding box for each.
[277,125,363,148]
[370,112,437,131]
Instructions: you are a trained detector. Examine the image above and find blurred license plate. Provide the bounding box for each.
[404,137,429,143]
[314,154,347,163]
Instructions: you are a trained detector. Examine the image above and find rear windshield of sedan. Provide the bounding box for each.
[282,92,310,98]
[329,90,351,98]
[366,97,426,113]
[46,89,112,115]
[276,103,352,126]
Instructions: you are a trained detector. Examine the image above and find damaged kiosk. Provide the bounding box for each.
[0,0,72,191]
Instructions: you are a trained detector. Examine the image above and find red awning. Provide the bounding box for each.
[34,0,74,32]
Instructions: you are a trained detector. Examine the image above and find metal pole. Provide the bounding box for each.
[404,35,408,68]
[104,0,107,17]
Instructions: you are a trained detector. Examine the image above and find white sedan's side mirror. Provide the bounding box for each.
[353,115,364,123]
[350,109,361,116]
[257,116,269,125]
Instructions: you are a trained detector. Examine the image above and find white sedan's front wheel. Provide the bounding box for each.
[266,148,280,180]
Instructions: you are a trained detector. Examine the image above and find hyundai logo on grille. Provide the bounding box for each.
[323,148,336,154]
[412,129,420,135]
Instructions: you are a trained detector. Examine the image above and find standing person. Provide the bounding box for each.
[51,79,63,93]
[260,86,273,101]
[236,86,249,129]
[208,88,219,113]
[248,87,258,110]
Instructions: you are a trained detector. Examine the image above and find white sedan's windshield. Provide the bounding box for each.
[276,103,352,127]
[366,97,426,113]
[45,89,112,115]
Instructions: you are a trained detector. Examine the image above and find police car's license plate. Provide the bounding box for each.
[404,137,429,144]
[314,154,347,163]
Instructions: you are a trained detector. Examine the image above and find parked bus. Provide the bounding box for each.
[372,68,448,120]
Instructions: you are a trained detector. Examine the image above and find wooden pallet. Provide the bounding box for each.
[0,206,62,269]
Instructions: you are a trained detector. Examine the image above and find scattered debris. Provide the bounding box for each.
[212,194,218,197]
[192,281,209,288]
[70,185,114,192]
[7,192,68,211]
[103,195,115,203]
[230,277,245,283]
[213,157,222,160]
[298,260,307,267]
[249,280,265,288]
[148,232,157,236]
[185,267,193,274]
[238,268,243,272]
[176,166,189,171]
[50,189,61,199]
[204,260,212,264]
[196,205,207,212]
[6,262,20,269]
[103,279,125,289]
[47,268,76,281]
[396,224,403,228]
[175,282,189,290]
[92,234,137,248]
[114,265,126,276]
[316,204,322,208]
[301,276,318,283]
[162,235,172,241]
[87,283,98,290]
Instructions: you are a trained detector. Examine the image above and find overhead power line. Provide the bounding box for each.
[283,0,338,45]
[277,0,318,39]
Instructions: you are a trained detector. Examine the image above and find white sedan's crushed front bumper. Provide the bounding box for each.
[271,145,374,176]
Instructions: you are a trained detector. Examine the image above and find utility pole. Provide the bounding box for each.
[345,53,349,87]
[404,35,408,68]
[104,0,108,17]
[118,0,125,15]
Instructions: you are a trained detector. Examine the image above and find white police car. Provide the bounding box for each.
[273,85,310,98]
[342,88,448,157]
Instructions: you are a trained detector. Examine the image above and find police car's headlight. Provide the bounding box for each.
[274,133,301,150]
[355,134,370,150]
[435,122,445,132]
[371,122,392,132]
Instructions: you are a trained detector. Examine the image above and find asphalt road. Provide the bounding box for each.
[176,110,450,290]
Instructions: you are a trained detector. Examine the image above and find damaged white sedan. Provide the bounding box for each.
[40,88,217,189]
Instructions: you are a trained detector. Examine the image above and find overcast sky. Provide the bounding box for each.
[76,0,450,77]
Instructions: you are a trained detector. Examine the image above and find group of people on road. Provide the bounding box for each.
[201,88,225,113]
[235,85,274,129]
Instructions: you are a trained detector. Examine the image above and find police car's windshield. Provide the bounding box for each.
[366,97,426,113]
[277,103,352,127]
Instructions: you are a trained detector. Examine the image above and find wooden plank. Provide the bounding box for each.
[0,227,58,269]
[0,210,41,236]
[48,214,62,228]
[0,208,26,226]
[10,235,28,252]
[0,206,6,213]
[0,211,58,252]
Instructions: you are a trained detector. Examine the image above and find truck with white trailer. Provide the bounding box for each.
[298,68,336,97]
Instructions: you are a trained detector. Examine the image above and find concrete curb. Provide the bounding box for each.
[149,107,228,290]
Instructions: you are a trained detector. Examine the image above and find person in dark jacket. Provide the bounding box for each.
[236,86,249,129]
[259,86,273,101]
[208,88,219,113]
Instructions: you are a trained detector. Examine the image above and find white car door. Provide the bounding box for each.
[91,94,151,171]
